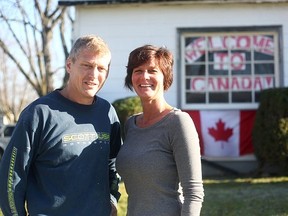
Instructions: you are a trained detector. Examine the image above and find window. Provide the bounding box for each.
[3,126,15,137]
[179,27,281,110]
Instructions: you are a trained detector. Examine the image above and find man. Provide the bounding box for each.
[0,35,122,215]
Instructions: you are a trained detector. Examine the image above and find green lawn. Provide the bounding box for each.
[199,177,288,216]
[1,177,288,216]
[118,176,288,216]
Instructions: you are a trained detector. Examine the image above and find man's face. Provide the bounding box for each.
[66,48,111,104]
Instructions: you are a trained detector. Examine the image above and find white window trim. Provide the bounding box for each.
[179,28,280,110]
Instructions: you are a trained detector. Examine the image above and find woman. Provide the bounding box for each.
[116,45,204,216]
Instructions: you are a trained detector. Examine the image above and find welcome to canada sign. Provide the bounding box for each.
[185,35,275,93]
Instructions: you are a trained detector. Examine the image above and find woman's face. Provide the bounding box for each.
[131,58,165,101]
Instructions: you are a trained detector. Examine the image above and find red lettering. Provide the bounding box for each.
[231,77,240,90]
[228,36,237,48]
[254,77,263,90]
[208,78,216,91]
[253,35,274,55]
[207,36,214,49]
[254,35,266,48]
[218,77,229,90]
[222,36,230,49]
[265,39,274,55]
[257,76,274,89]
[231,53,245,70]
[236,36,250,49]
[194,37,206,49]
[208,36,224,49]
[185,37,206,62]
[191,77,205,91]
[241,77,252,90]
[191,76,274,92]
[265,76,273,88]
[185,50,204,62]
[214,52,228,70]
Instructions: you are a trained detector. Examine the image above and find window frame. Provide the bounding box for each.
[178,26,283,110]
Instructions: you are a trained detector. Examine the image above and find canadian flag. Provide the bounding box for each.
[185,110,256,157]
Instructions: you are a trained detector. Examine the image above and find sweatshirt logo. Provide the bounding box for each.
[62,132,110,146]
[7,147,18,215]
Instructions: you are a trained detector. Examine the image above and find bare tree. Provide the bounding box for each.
[0,0,73,97]
[0,0,73,122]
[0,51,36,123]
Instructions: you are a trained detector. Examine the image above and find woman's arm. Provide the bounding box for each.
[171,111,204,216]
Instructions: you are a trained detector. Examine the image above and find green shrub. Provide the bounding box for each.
[112,96,142,139]
[252,88,288,175]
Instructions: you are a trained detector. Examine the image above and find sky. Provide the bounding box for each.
[0,0,74,90]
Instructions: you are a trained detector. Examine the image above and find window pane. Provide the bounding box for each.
[4,126,15,137]
[232,63,251,75]
[186,93,205,103]
[208,64,228,75]
[232,92,252,103]
[185,54,206,63]
[209,51,228,62]
[185,37,206,63]
[255,63,274,74]
[254,51,274,61]
[232,50,251,61]
[232,35,253,49]
[229,51,247,71]
[253,76,274,91]
[185,37,207,48]
[186,64,206,76]
[185,78,191,90]
[253,35,274,58]
[208,35,229,50]
[255,91,261,102]
[186,77,206,92]
[209,92,229,103]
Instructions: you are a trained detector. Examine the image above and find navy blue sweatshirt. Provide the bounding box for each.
[0,90,122,216]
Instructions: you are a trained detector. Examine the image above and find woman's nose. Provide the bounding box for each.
[142,71,150,79]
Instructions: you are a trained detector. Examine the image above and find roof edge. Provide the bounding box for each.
[58,0,288,6]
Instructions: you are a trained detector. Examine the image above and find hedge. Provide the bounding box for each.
[252,87,288,175]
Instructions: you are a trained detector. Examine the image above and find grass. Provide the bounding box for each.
[117,176,288,216]
[1,177,287,216]
[199,177,288,216]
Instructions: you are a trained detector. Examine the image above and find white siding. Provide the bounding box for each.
[73,2,288,106]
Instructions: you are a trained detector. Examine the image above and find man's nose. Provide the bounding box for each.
[89,67,100,77]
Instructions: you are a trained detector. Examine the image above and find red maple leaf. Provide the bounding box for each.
[208,119,233,142]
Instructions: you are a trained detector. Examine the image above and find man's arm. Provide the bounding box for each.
[109,120,122,206]
[0,122,32,215]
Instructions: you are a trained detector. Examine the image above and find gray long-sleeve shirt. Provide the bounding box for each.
[116,108,204,216]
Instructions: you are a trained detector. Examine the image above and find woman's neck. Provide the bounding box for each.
[137,99,173,127]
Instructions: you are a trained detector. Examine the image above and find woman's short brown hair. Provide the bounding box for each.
[125,45,174,91]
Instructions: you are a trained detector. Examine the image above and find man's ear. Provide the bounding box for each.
[66,58,72,74]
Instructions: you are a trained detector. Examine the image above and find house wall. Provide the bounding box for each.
[67,1,288,175]
[72,2,288,105]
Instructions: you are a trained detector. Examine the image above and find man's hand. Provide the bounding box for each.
[110,203,117,216]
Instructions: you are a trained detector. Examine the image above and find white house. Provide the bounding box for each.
[58,0,288,175]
